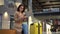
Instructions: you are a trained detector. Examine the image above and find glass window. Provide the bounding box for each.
[43,9,49,12]
[43,8,60,13]
[51,8,59,12]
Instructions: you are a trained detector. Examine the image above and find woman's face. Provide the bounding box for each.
[19,6,24,12]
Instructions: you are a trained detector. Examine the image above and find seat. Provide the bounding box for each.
[0,29,16,34]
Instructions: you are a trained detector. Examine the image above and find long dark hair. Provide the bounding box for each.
[17,4,25,13]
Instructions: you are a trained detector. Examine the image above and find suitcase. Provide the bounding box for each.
[40,23,42,34]
[30,22,42,34]
[30,22,38,34]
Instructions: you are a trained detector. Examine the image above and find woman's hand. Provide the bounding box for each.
[18,13,25,19]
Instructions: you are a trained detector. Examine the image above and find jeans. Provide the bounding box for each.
[22,23,28,34]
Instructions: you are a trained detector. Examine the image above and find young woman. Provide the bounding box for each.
[14,4,26,34]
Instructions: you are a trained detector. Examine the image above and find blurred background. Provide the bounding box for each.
[0,0,60,34]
